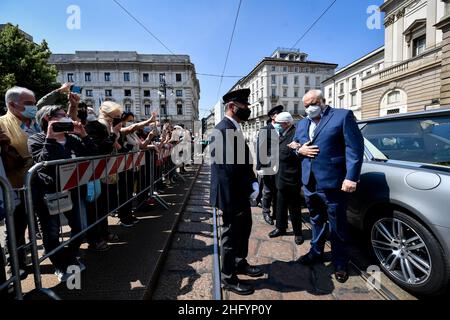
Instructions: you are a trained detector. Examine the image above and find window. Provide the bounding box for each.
[283,76,287,85]
[177,104,183,115]
[271,88,277,97]
[144,90,150,97]
[366,71,372,77]
[105,72,111,82]
[159,73,166,83]
[351,92,357,106]
[176,73,182,82]
[316,76,321,86]
[351,78,357,90]
[144,104,151,115]
[161,104,167,115]
[86,89,93,97]
[124,72,130,82]
[294,89,298,98]
[387,108,400,114]
[294,103,299,115]
[283,88,288,97]
[85,72,91,82]
[176,90,183,97]
[68,73,74,82]
[388,90,401,104]
[125,103,131,112]
[271,66,276,72]
[143,73,149,82]
[105,89,112,97]
[339,96,344,108]
[328,88,332,98]
[294,67,299,73]
[283,66,288,72]
[305,76,310,86]
[271,75,276,84]
[305,87,310,94]
[339,83,344,94]
[294,76,299,85]
[124,90,131,97]
[413,35,426,57]
[256,80,259,88]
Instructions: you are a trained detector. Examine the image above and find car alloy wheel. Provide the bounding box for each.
[371,217,432,286]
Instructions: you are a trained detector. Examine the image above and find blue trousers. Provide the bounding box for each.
[303,175,349,268]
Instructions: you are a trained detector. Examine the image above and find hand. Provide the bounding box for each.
[0,129,11,146]
[341,179,357,193]
[250,182,259,200]
[150,112,158,122]
[56,82,73,93]
[287,141,301,150]
[298,141,320,158]
[72,121,87,138]
[69,92,80,107]
[46,121,61,139]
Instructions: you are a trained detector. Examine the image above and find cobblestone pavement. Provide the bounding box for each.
[153,163,417,300]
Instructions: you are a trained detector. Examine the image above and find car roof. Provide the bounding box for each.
[358,108,450,124]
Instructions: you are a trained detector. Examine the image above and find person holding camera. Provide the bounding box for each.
[27,105,97,282]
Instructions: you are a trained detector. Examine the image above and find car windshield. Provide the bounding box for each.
[360,115,450,167]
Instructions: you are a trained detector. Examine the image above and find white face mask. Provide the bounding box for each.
[305,105,322,119]
[86,114,97,122]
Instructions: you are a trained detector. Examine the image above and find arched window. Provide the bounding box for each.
[380,89,407,116]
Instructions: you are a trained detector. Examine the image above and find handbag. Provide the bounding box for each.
[43,191,73,216]
[86,180,102,203]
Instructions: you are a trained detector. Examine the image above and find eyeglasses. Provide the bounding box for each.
[51,112,67,119]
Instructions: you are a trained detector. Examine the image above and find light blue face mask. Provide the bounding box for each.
[273,123,284,134]
[20,105,38,119]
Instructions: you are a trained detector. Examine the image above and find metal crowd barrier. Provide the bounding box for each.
[15,146,187,299]
[0,176,22,299]
[212,207,223,300]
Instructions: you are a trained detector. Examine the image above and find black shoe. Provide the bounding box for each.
[236,264,263,277]
[263,213,274,225]
[294,235,304,245]
[268,228,286,238]
[335,266,349,283]
[297,252,323,266]
[222,281,254,295]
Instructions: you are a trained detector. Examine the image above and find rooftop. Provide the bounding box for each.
[49,51,192,64]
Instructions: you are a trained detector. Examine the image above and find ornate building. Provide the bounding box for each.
[49,51,200,130]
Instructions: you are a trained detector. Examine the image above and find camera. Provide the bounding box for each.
[52,122,74,133]
[70,85,83,94]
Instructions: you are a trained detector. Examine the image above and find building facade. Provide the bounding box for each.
[361,0,446,118]
[228,48,337,141]
[49,51,200,130]
[323,47,384,120]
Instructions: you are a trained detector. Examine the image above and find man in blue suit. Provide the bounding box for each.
[292,90,364,283]
[210,88,263,295]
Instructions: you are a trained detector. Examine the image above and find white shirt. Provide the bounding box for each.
[307,106,328,141]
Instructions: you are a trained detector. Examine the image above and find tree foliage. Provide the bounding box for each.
[0,24,59,114]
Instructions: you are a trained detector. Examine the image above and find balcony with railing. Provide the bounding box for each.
[362,46,442,88]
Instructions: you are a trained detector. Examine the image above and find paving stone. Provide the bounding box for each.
[281,291,335,300]
[257,240,295,262]
[172,233,214,250]
[269,261,314,291]
[177,221,212,235]
[165,249,213,272]
[153,272,213,300]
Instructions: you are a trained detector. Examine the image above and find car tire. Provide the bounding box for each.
[369,210,449,296]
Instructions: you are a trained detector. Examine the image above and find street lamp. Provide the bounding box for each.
[159,73,174,122]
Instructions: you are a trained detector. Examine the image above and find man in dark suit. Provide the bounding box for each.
[293,89,364,283]
[210,88,263,295]
[256,105,284,225]
[268,112,304,245]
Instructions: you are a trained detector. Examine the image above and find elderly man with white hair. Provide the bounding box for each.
[291,89,364,283]
[268,111,304,245]
[0,86,40,276]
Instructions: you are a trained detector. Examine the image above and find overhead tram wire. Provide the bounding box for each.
[290,0,338,49]
[216,0,243,100]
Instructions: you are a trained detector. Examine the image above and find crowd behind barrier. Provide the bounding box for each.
[0,84,197,299]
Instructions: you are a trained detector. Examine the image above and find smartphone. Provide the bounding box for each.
[52,122,74,132]
[70,85,83,94]
[112,117,122,127]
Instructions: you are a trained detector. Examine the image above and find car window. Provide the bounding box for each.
[361,115,450,166]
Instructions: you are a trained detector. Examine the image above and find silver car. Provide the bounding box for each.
[349,109,450,295]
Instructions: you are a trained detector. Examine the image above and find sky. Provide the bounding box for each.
[0,0,385,118]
